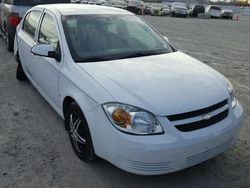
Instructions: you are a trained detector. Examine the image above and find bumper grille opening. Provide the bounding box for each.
[167,99,228,121]
[175,109,229,132]
[167,99,229,132]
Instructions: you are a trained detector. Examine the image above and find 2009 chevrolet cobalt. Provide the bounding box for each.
[14,4,243,175]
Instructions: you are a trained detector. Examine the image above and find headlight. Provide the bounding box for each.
[227,80,237,108]
[103,103,164,135]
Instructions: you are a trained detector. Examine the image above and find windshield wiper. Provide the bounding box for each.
[77,57,112,63]
[76,50,168,63]
[117,50,167,59]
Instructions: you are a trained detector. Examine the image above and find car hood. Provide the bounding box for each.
[78,51,228,116]
[152,7,163,10]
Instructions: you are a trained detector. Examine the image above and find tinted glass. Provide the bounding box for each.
[173,2,186,7]
[128,1,139,6]
[38,13,59,50]
[194,5,205,11]
[211,6,221,11]
[62,15,174,63]
[23,11,41,39]
[16,0,70,6]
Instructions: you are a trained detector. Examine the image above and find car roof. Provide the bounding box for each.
[35,4,133,15]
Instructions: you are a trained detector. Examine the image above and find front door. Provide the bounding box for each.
[31,11,62,107]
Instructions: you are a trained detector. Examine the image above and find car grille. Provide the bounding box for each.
[167,99,229,132]
[223,13,233,16]
[153,10,159,14]
[119,158,176,172]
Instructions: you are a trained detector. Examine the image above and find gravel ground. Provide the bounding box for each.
[0,15,250,188]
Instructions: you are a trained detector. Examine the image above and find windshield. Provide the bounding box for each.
[16,0,70,6]
[62,15,174,63]
[173,2,186,7]
[210,6,221,11]
[128,1,140,7]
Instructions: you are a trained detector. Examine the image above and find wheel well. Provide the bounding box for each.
[63,96,75,118]
[3,22,6,32]
[15,51,20,63]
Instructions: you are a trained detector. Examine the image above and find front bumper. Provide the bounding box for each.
[221,13,233,18]
[174,10,187,16]
[86,102,243,175]
[210,12,221,18]
[151,10,164,16]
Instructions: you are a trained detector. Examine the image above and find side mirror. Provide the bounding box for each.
[31,44,60,62]
[163,36,170,43]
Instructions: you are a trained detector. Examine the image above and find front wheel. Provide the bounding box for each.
[65,102,96,162]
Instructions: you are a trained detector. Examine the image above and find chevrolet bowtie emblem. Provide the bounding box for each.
[202,114,212,120]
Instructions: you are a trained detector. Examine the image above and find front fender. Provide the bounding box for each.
[59,73,100,119]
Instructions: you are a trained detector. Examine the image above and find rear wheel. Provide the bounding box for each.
[16,61,28,81]
[65,102,96,162]
[5,27,13,52]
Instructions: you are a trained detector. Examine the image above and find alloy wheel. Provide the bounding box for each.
[69,112,86,153]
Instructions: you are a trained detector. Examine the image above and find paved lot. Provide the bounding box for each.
[0,15,250,188]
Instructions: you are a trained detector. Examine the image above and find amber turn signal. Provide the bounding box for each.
[112,108,132,128]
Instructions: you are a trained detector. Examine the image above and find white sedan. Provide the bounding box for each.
[15,4,243,175]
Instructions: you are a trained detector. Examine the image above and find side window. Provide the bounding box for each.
[23,11,41,39]
[38,13,60,50]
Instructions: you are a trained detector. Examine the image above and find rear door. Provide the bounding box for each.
[1,0,11,31]
[18,10,42,79]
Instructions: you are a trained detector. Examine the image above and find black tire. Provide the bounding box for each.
[65,102,96,162]
[5,27,13,52]
[171,12,174,17]
[16,62,28,81]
